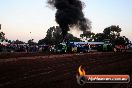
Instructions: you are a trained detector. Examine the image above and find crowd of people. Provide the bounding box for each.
[0,44,51,53]
[0,42,131,53]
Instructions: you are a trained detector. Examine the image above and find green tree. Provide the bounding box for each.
[80,31,95,42]
[103,25,122,40]
[38,26,81,45]
[94,33,105,42]
[115,36,131,45]
[28,39,36,45]
[66,33,81,42]
[13,39,24,44]
[41,26,62,45]
[102,25,130,46]
[0,31,5,40]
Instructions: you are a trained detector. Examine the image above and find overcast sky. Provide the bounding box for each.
[0,0,132,42]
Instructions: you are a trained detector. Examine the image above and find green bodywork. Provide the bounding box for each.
[55,43,67,53]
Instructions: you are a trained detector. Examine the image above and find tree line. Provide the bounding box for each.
[38,25,131,46]
[0,25,131,46]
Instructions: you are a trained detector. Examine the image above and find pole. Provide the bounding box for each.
[0,24,1,30]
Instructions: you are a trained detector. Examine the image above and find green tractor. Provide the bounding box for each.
[55,43,67,53]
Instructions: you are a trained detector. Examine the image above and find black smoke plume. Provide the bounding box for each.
[47,0,91,40]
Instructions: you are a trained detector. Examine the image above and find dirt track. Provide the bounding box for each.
[0,52,132,88]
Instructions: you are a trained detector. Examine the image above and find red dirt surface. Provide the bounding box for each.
[0,52,132,88]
